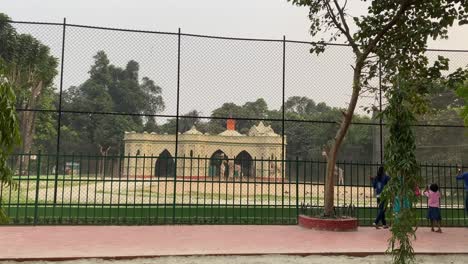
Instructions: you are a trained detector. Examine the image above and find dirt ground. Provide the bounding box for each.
[5,178,377,206]
[2,255,468,264]
[4,178,464,208]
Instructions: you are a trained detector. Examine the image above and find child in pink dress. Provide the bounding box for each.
[423,183,442,233]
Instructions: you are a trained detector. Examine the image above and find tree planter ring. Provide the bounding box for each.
[298,215,358,231]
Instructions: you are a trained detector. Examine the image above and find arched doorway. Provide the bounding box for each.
[155,150,175,177]
[235,151,254,178]
[209,150,228,178]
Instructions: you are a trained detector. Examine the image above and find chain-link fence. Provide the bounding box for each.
[2,19,468,225]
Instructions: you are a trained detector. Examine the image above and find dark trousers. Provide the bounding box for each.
[374,198,386,225]
[465,191,468,213]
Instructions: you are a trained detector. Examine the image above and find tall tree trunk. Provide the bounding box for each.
[15,107,37,173]
[323,60,363,217]
[15,81,43,173]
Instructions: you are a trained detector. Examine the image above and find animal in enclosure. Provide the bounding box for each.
[268,160,282,177]
[228,160,235,179]
[220,159,227,179]
[322,149,344,185]
[234,163,242,178]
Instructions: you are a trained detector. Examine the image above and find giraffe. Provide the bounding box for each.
[220,154,227,179]
[321,148,344,185]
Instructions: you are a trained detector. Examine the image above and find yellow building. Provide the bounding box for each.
[123,119,286,180]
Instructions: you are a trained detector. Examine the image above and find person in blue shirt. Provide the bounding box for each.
[371,166,390,229]
[456,168,468,213]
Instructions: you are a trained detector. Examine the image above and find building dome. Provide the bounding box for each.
[183,125,203,135]
[248,122,279,137]
[218,129,244,136]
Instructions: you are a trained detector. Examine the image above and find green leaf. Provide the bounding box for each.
[0,60,21,223]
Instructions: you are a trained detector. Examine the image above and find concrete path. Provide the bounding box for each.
[0,226,467,261]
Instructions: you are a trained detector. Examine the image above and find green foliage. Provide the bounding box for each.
[179,110,203,133]
[159,97,372,161]
[209,99,269,134]
[0,14,58,86]
[381,80,422,264]
[413,85,467,164]
[0,13,58,155]
[144,117,158,133]
[456,81,468,125]
[62,51,165,155]
[0,62,21,223]
[33,87,57,153]
[287,0,468,217]
[280,97,373,160]
[288,1,468,77]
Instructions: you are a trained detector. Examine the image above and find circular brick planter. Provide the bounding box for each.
[298,215,358,231]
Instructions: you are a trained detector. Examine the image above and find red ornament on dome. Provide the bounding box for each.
[226,117,236,131]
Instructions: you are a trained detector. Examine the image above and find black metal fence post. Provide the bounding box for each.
[281,35,286,166]
[173,28,182,223]
[53,18,67,204]
[281,36,286,223]
[296,157,299,220]
[379,62,383,164]
[33,151,42,225]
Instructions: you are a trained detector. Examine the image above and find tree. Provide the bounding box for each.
[456,81,468,125]
[0,13,58,161]
[158,110,202,134]
[284,96,317,115]
[375,81,468,165]
[179,110,202,132]
[279,96,373,161]
[209,103,244,133]
[177,97,372,162]
[381,80,421,264]
[144,117,159,133]
[209,99,269,134]
[288,0,468,217]
[33,87,58,154]
[414,86,467,164]
[0,61,21,223]
[62,51,165,155]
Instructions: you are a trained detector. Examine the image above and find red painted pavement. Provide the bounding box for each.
[0,226,467,260]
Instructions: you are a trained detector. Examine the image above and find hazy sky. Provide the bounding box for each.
[3,0,468,48]
[2,0,468,121]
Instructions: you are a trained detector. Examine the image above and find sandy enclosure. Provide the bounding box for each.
[2,177,377,206]
[2,177,465,208]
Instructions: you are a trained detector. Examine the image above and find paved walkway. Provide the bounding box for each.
[0,226,467,261]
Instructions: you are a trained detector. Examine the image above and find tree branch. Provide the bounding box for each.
[324,0,360,55]
[332,0,359,54]
[362,0,414,59]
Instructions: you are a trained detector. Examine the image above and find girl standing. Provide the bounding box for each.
[424,183,442,233]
